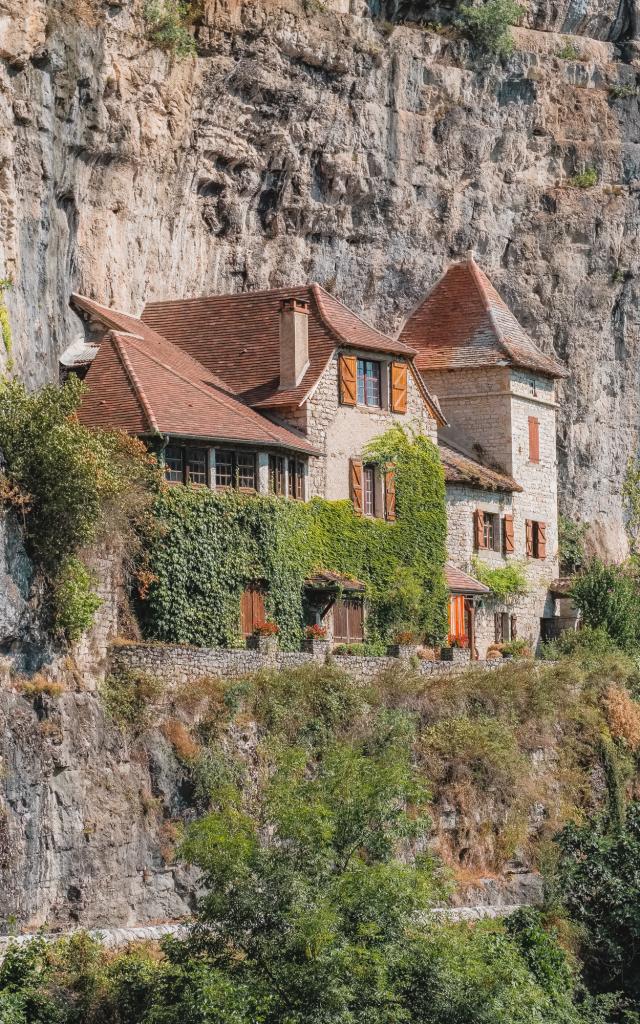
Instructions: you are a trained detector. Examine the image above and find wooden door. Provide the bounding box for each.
[333,597,364,643]
[240,584,266,637]
[448,595,466,643]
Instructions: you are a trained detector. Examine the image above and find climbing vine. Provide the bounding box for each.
[138,427,448,650]
[0,277,13,371]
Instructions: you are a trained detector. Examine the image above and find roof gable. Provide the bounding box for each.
[399,258,568,379]
[141,283,418,411]
[72,297,319,455]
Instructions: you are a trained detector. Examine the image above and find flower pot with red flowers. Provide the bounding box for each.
[440,635,471,663]
[387,629,419,660]
[248,621,279,656]
[302,623,330,660]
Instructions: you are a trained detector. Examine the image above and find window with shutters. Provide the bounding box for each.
[288,458,305,500]
[494,612,512,643]
[475,510,501,551]
[269,455,286,495]
[356,359,382,407]
[526,519,547,559]
[528,416,540,463]
[363,465,376,516]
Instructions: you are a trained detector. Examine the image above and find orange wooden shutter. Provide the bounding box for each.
[474,510,485,550]
[339,354,357,406]
[350,459,363,514]
[528,417,540,463]
[525,519,534,556]
[537,521,547,558]
[503,514,514,554]
[384,468,397,521]
[390,362,408,413]
[448,595,465,642]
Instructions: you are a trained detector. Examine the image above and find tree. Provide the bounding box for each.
[570,560,640,654]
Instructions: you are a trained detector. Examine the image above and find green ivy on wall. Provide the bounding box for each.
[138,426,449,650]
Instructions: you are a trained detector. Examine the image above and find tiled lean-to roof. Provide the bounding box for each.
[399,257,568,379]
[71,296,318,455]
[445,563,490,595]
[439,440,522,493]
[141,283,443,418]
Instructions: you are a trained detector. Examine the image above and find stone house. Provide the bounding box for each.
[399,256,568,657]
[68,286,444,643]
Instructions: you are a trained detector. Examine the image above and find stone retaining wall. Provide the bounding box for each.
[110,641,506,687]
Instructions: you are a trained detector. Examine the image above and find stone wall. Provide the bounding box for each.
[110,640,504,688]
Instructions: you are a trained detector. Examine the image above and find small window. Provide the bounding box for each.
[363,465,376,517]
[269,455,286,495]
[164,445,184,484]
[215,450,234,489]
[526,520,547,559]
[477,511,501,552]
[237,452,256,492]
[356,359,381,407]
[288,458,305,500]
[186,447,208,485]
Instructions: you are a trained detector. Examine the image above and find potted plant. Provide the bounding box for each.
[440,635,471,663]
[303,623,330,659]
[387,629,418,660]
[248,621,280,656]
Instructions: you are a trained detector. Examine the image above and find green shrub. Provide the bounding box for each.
[609,83,638,100]
[559,515,588,575]
[51,556,102,642]
[556,41,583,60]
[0,377,158,641]
[142,0,197,57]
[570,561,640,654]
[541,625,621,663]
[568,168,599,188]
[472,557,528,599]
[457,0,523,55]
[100,668,162,727]
[422,715,527,792]
[501,637,532,659]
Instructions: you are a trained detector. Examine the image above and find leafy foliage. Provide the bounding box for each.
[142,0,198,56]
[138,427,448,650]
[472,557,528,599]
[457,0,523,55]
[570,561,640,654]
[0,377,158,641]
[557,803,640,1003]
[559,515,589,575]
[568,168,599,188]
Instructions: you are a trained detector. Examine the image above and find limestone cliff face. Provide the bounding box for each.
[1,0,640,557]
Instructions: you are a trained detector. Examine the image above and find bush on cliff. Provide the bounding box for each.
[570,561,640,655]
[0,376,159,641]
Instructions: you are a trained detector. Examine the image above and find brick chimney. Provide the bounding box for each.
[279,297,309,389]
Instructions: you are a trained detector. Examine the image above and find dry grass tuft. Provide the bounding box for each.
[161,719,200,761]
[18,674,65,698]
[606,685,640,750]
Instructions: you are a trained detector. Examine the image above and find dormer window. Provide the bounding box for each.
[357,359,381,407]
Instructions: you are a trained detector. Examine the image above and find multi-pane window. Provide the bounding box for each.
[269,455,286,495]
[483,513,500,551]
[186,447,207,485]
[356,359,381,407]
[164,445,184,483]
[215,450,256,491]
[164,444,207,485]
[237,453,256,491]
[363,465,376,517]
[288,458,305,500]
[215,450,234,489]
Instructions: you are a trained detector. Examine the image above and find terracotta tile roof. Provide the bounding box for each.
[73,310,318,455]
[440,440,522,493]
[141,283,422,411]
[399,257,568,379]
[445,563,490,595]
